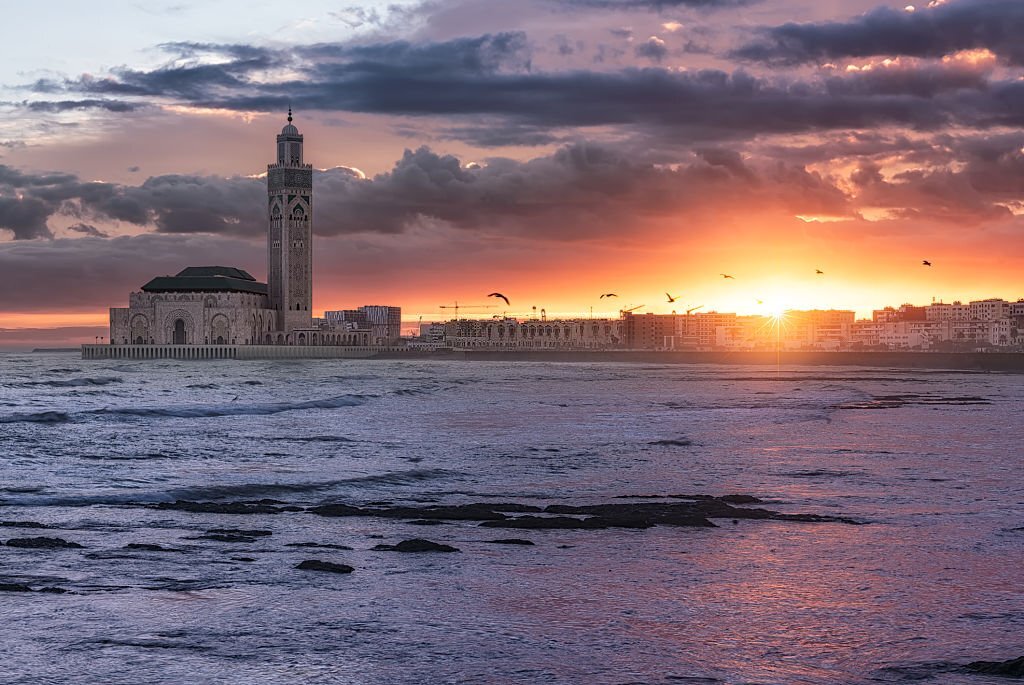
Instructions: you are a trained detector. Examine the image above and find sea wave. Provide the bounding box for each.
[0,394,372,425]
[0,469,458,509]
[93,394,372,419]
[0,411,71,425]
[16,376,123,388]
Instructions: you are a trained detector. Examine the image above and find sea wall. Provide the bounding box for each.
[81,344,413,360]
[80,344,1024,370]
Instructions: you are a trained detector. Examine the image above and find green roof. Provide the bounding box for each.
[174,266,256,280]
[141,265,267,295]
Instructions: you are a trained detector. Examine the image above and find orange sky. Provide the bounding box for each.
[2,0,1024,337]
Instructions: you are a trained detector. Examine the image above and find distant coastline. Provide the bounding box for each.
[430,349,1024,371]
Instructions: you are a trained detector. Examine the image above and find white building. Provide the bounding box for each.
[109,112,377,349]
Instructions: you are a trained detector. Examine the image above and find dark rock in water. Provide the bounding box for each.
[486,538,535,545]
[0,583,33,592]
[718,494,763,504]
[206,528,272,537]
[373,538,460,553]
[296,559,354,574]
[6,536,83,549]
[480,516,598,530]
[407,519,446,526]
[152,500,283,515]
[0,521,49,529]
[125,543,177,552]
[36,587,68,594]
[773,513,865,525]
[285,542,354,550]
[965,656,1024,677]
[231,557,256,562]
[308,503,364,517]
[196,534,257,543]
[310,501,541,521]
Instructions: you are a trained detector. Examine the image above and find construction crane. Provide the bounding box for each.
[686,305,704,315]
[620,304,645,314]
[438,301,495,319]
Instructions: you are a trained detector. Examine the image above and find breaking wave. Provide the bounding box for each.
[0,411,71,425]
[96,394,371,420]
[0,394,371,424]
[17,376,123,388]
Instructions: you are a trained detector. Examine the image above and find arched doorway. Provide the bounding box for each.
[172,319,186,344]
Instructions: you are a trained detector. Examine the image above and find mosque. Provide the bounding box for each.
[106,112,378,352]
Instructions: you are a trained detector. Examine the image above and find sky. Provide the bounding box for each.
[2,0,1024,344]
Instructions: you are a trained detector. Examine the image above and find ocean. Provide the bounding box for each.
[0,352,1021,684]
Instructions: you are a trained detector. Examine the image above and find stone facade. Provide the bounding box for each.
[111,291,277,346]
[444,318,622,349]
[267,110,313,334]
[104,112,400,353]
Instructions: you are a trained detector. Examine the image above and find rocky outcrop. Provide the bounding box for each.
[296,560,354,574]
[0,521,49,529]
[124,543,178,552]
[6,536,83,549]
[311,502,540,521]
[285,542,353,550]
[142,494,861,531]
[372,539,460,553]
[966,656,1024,677]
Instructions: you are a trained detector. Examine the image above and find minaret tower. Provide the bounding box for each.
[267,108,313,334]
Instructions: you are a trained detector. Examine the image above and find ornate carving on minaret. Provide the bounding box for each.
[267,108,313,334]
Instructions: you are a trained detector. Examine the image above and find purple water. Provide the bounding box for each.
[0,352,1021,684]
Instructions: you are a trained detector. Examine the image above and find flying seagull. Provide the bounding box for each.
[599,293,618,299]
[488,292,510,306]
[815,269,824,275]
[922,260,932,267]
[666,293,678,303]
[720,274,735,279]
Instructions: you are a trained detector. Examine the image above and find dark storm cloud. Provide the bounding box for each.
[0,141,851,242]
[311,142,852,239]
[733,0,1024,67]
[634,37,669,63]
[0,234,264,312]
[0,196,53,240]
[555,0,757,9]
[0,163,265,241]
[37,32,1024,147]
[24,99,140,113]
[66,223,109,238]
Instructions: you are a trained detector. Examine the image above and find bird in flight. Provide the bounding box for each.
[922,260,932,267]
[815,269,824,275]
[756,299,764,305]
[665,293,678,303]
[720,274,734,279]
[488,292,510,306]
[600,293,618,299]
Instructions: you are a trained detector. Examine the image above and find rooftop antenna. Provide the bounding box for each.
[287,106,293,123]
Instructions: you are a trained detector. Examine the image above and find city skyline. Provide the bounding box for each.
[3,0,1024,342]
